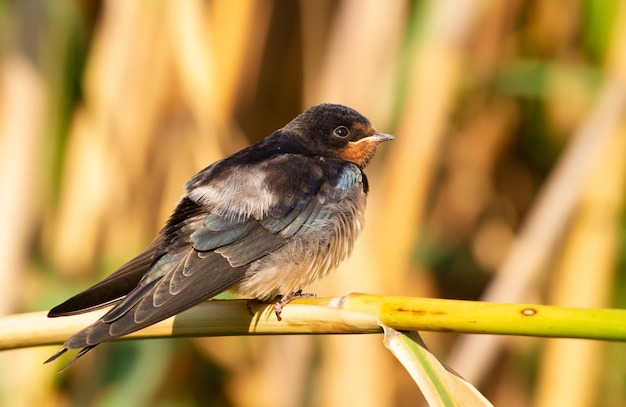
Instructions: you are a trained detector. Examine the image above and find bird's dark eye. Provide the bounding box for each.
[333,126,350,138]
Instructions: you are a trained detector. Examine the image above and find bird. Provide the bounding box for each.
[45,103,394,369]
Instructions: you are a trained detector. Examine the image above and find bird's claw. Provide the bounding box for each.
[273,289,316,321]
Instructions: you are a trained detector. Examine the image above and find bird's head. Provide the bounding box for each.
[283,104,395,168]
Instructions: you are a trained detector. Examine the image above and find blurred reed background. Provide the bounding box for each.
[0,1,625,406]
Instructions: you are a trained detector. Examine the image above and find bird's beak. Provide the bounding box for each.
[372,132,395,142]
[350,132,395,145]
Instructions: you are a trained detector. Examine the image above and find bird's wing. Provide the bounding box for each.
[47,237,164,317]
[57,200,283,350]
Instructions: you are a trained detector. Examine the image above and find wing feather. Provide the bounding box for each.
[47,238,163,317]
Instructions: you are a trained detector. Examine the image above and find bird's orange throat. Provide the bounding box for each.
[339,137,383,168]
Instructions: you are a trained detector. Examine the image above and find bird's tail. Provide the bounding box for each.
[44,345,97,373]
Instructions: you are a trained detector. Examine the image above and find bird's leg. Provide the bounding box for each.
[274,289,316,320]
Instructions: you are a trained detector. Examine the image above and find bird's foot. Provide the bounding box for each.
[274,289,316,321]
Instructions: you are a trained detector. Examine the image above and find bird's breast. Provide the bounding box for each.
[238,184,367,301]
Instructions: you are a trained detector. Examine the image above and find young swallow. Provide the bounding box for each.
[45,103,394,368]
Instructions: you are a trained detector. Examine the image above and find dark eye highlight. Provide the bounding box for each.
[333,126,350,138]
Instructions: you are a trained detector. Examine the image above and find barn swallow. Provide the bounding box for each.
[45,103,394,368]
